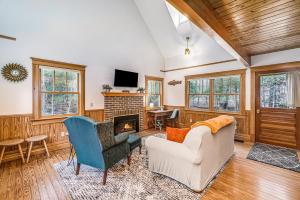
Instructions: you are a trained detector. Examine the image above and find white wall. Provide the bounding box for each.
[251,48,300,66]
[164,48,300,110]
[0,0,164,115]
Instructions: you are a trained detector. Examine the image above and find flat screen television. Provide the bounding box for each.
[114,69,138,87]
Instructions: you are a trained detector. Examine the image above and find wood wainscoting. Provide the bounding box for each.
[0,109,104,163]
[164,105,250,142]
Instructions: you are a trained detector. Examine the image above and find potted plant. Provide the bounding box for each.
[102,84,112,92]
[137,87,145,93]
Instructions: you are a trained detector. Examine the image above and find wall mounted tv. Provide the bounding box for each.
[114,69,138,87]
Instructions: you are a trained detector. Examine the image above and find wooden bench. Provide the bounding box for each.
[0,139,25,165]
[25,135,50,163]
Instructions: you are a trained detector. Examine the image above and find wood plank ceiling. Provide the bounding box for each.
[206,0,300,55]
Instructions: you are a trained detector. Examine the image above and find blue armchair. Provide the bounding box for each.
[64,116,130,185]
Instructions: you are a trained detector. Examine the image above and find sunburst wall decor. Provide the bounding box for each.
[1,63,28,82]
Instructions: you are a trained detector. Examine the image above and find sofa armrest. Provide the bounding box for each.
[145,136,202,164]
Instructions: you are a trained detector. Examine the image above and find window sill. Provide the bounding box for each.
[31,115,80,125]
[184,108,246,116]
[145,107,162,111]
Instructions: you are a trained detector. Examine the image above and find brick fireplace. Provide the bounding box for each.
[102,92,145,133]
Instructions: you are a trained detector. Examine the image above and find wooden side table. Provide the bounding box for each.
[25,135,49,163]
[0,139,25,165]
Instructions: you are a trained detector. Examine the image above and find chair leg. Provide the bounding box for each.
[76,163,81,175]
[17,144,25,163]
[0,147,6,165]
[42,140,50,157]
[26,142,33,163]
[127,153,131,166]
[139,145,142,154]
[103,170,108,185]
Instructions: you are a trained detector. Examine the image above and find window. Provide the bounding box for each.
[186,70,245,113]
[214,75,240,112]
[145,76,163,108]
[260,73,288,108]
[188,79,210,109]
[32,57,85,121]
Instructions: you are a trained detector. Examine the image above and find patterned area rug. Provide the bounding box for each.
[53,135,204,200]
[247,143,300,173]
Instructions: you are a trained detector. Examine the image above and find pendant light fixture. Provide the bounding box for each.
[185,37,191,55]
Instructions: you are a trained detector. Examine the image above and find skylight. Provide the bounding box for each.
[166,2,188,29]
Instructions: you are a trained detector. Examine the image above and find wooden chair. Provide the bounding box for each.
[25,135,50,163]
[0,139,25,165]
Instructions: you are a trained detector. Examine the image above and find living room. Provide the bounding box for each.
[0,0,300,199]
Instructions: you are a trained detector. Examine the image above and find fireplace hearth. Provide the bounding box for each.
[114,114,139,136]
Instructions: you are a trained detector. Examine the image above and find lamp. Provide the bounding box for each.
[185,37,191,55]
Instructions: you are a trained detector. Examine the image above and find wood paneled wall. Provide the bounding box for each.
[0,109,104,163]
[164,105,250,142]
[85,109,104,122]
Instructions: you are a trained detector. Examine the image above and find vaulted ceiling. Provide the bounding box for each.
[168,0,300,66]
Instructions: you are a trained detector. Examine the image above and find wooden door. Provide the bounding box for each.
[255,72,298,149]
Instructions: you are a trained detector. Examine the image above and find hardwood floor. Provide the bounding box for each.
[0,135,299,200]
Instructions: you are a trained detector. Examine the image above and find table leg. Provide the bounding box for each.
[155,115,157,130]
[43,140,50,157]
[17,144,25,163]
[26,142,33,163]
[0,147,6,165]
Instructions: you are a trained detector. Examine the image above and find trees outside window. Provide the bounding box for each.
[145,76,163,108]
[32,58,85,121]
[185,69,245,114]
[260,73,288,108]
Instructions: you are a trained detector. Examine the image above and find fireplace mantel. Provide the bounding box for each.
[101,92,145,97]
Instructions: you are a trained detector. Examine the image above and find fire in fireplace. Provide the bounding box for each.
[114,114,139,135]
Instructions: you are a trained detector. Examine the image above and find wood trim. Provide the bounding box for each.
[185,69,246,114]
[250,61,300,145]
[32,58,86,121]
[145,76,164,109]
[297,108,300,149]
[101,92,145,97]
[251,61,300,72]
[0,34,16,41]
[160,59,237,72]
[31,57,86,71]
[167,0,251,66]
[185,69,247,79]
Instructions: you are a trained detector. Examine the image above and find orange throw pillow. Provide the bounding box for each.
[166,127,191,143]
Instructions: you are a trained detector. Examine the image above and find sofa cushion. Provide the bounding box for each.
[166,127,190,143]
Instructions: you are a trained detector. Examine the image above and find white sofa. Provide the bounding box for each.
[145,121,236,192]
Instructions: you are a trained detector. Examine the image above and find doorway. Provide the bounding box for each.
[255,71,298,148]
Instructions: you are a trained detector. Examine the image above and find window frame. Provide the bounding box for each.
[32,57,86,123]
[145,76,164,110]
[188,78,210,110]
[185,69,246,114]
